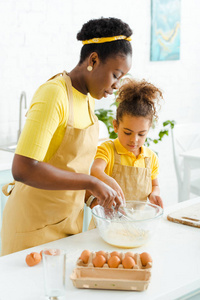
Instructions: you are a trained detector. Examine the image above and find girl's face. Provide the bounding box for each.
[86,54,132,100]
[113,114,151,156]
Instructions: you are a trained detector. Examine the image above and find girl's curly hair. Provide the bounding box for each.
[116,79,163,125]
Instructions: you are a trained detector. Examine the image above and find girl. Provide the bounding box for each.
[1,17,132,255]
[90,79,164,209]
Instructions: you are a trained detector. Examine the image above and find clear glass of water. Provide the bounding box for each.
[43,249,66,299]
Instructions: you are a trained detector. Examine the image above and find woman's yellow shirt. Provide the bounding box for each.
[16,76,95,162]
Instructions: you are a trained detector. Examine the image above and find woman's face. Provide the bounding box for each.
[113,114,151,156]
[86,54,132,100]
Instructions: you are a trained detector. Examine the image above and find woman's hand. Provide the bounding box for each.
[90,158,125,208]
[88,177,123,209]
[102,176,125,205]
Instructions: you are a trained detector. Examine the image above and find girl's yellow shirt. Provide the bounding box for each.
[94,138,159,180]
[16,76,95,162]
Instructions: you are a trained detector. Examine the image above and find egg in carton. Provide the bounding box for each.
[70,250,152,291]
[76,250,152,269]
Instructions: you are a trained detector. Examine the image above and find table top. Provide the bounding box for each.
[180,148,200,159]
[0,198,200,300]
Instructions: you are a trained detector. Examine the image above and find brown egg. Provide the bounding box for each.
[96,250,106,258]
[80,250,91,264]
[108,256,121,268]
[140,252,153,266]
[25,252,42,267]
[125,251,135,259]
[92,254,106,267]
[110,251,120,258]
[122,256,135,269]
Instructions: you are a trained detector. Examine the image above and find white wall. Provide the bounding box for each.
[0,0,200,205]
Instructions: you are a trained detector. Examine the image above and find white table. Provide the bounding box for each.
[0,198,200,300]
[180,148,200,201]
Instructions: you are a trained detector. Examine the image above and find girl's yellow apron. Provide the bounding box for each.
[111,142,152,201]
[1,72,99,255]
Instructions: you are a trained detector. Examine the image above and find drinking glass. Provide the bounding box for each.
[43,249,66,299]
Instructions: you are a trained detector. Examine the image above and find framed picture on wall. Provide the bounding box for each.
[150,0,181,61]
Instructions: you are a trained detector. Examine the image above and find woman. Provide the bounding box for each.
[1,17,132,255]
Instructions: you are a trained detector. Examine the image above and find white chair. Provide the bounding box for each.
[82,120,109,232]
[171,122,200,202]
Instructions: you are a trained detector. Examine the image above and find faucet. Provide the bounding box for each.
[17,91,27,141]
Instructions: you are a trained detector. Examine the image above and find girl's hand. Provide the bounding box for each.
[149,193,164,209]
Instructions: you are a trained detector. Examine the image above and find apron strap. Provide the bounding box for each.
[47,71,74,126]
[2,181,15,196]
[112,141,121,164]
[144,157,151,168]
[62,71,74,127]
[47,73,63,81]
[62,71,96,126]
[87,96,97,124]
[48,71,96,126]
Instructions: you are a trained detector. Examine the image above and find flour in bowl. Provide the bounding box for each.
[100,221,149,248]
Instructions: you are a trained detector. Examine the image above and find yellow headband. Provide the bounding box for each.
[82,35,132,45]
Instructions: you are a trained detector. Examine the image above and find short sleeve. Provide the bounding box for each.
[15,81,67,161]
[94,141,114,176]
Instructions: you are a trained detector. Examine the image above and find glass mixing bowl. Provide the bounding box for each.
[91,201,163,248]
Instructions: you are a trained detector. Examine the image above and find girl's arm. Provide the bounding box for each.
[12,154,122,209]
[148,178,163,208]
[90,158,125,203]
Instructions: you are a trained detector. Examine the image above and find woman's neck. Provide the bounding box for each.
[68,65,88,95]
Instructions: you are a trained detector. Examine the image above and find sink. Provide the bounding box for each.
[0,144,17,153]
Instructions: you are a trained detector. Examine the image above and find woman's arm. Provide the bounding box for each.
[90,158,125,203]
[12,154,122,209]
[148,178,163,208]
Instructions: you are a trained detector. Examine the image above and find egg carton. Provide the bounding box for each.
[70,251,152,291]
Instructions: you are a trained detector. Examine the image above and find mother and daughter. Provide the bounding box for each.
[1,16,163,255]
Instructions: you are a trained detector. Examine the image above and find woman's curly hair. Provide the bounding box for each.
[116,79,163,125]
[77,17,132,63]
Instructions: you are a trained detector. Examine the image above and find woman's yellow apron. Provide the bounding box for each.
[1,72,99,255]
[111,142,152,201]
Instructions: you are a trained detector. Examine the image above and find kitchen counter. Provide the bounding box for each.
[0,198,200,300]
